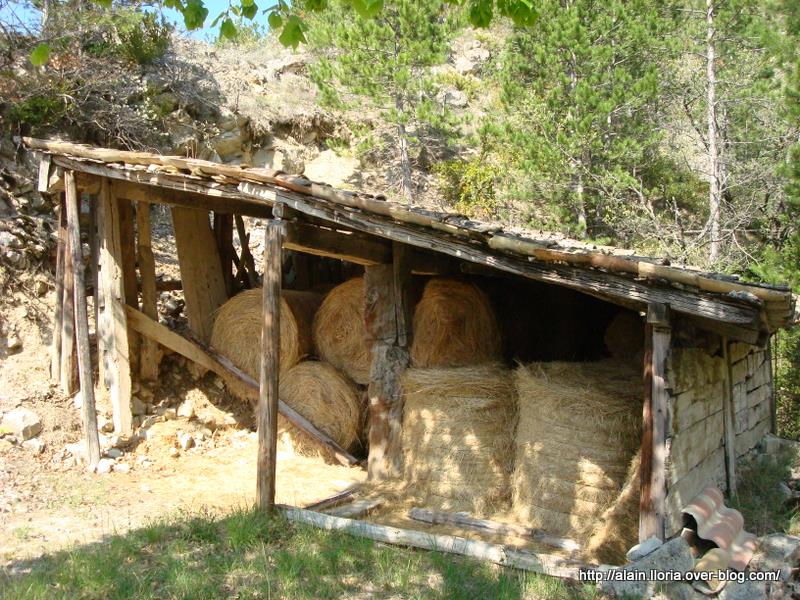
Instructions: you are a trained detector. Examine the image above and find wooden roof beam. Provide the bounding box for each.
[283,221,392,266]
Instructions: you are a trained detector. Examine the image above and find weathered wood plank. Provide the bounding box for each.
[51,195,67,382]
[65,171,101,469]
[639,316,654,543]
[37,154,52,192]
[124,306,360,466]
[282,507,600,580]
[60,192,77,395]
[283,221,392,266]
[235,215,258,288]
[325,498,383,518]
[136,202,159,382]
[303,487,359,511]
[721,339,737,495]
[171,206,229,342]
[213,213,235,296]
[640,303,671,541]
[239,184,761,331]
[409,508,580,552]
[97,179,133,436]
[257,220,282,510]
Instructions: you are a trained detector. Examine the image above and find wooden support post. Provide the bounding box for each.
[213,213,235,296]
[767,336,776,434]
[639,303,671,541]
[722,338,737,496]
[235,214,258,289]
[51,194,67,382]
[136,202,160,382]
[117,198,140,375]
[97,179,134,436]
[60,191,78,395]
[257,220,283,510]
[65,171,101,469]
[365,241,412,480]
[171,206,229,342]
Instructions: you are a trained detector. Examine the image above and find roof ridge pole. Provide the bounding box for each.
[257,218,283,510]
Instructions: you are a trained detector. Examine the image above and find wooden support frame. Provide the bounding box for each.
[123,305,359,466]
[365,242,412,480]
[257,220,283,510]
[283,222,392,266]
[639,303,671,542]
[65,171,101,468]
[721,338,737,496]
[60,192,78,395]
[213,213,235,296]
[171,206,229,342]
[51,194,67,383]
[282,506,601,580]
[97,179,134,436]
[136,202,160,382]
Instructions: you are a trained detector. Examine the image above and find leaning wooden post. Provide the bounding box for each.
[257,219,283,510]
[639,303,671,541]
[97,179,134,436]
[136,202,160,382]
[60,192,78,395]
[65,171,101,469]
[51,193,67,382]
[365,241,412,480]
[721,337,737,496]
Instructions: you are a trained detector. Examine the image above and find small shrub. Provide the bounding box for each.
[434,154,499,218]
[117,12,172,65]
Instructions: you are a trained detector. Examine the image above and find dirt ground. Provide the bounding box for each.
[0,236,366,568]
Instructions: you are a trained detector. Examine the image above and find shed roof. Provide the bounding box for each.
[23,137,796,344]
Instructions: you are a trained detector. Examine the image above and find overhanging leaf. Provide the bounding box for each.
[220,17,237,39]
[30,43,50,66]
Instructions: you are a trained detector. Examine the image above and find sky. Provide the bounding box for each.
[0,0,269,41]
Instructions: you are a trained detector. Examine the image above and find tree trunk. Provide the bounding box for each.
[396,117,413,205]
[706,0,722,264]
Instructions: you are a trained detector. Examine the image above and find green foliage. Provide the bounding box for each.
[29,43,50,66]
[7,93,68,128]
[116,12,173,65]
[434,153,499,218]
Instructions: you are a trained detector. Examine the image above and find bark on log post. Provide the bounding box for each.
[51,194,67,382]
[117,198,140,375]
[65,171,101,469]
[721,338,737,496]
[639,303,671,541]
[136,202,160,382]
[97,179,134,436]
[365,242,412,480]
[213,213,235,296]
[257,220,282,510]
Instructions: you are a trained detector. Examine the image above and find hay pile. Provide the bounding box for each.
[411,279,502,368]
[313,277,371,384]
[402,364,516,515]
[278,361,363,458]
[604,311,644,360]
[210,288,322,386]
[512,360,642,549]
[584,450,641,564]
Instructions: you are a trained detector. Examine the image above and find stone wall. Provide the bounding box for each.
[729,342,773,458]
[663,340,774,535]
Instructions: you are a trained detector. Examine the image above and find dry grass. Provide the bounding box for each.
[402,364,517,515]
[210,288,322,389]
[278,361,363,459]
[410,278,502,368]
[313,278,371,385]
[512,360,642,556]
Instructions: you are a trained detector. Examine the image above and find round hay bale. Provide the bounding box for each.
[210,289,323,399]
[402,364,516,515]
[604,311,644,360]
[512,360,642,544]
[410,279,502,368]
[313,277,371,384]
[278,361,363,458]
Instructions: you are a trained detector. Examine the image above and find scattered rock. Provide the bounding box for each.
[113,463,130,474]
[303,150,359,187]
[105,447,123,459]
[97,415,114,434]
[34,279,48,296]
[750,533,800,582]
[627,536,663,562]
[6,334,21,351]
[1,407,42,440]
[599,537,694,599]
[177,399,195,419]
[718,580,767,600]
[21,438,45,454]
[64,441,87,462]
[169,446,180,458]
[177,431,195,451]
[162,408,177,421]
[95,458,115,474]
[131,396,147,416]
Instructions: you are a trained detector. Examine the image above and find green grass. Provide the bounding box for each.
[0,507,601,600]
[730,447,799,536]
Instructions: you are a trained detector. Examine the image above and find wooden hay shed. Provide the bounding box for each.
[24,137,796,577]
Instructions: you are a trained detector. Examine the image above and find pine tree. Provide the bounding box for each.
[496,0,668,241]
[307,0,460,203]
